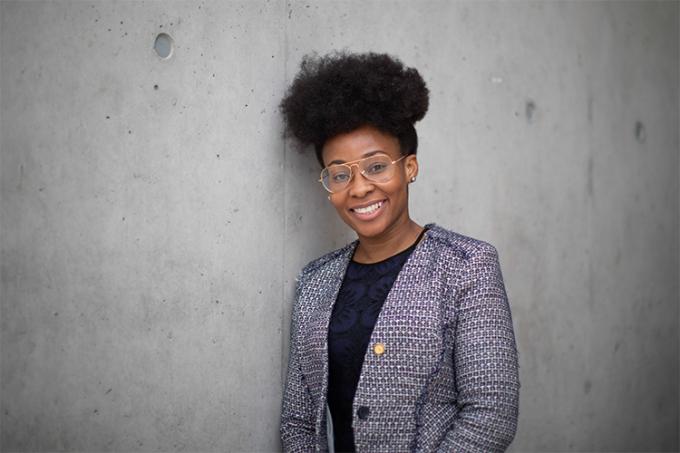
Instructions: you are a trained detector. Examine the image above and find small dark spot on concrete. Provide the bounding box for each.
[657,396,665,411]
[128,130,132,134]
[38,187,44,192]
[106,115,110,119]
[216,154,220,158]
[614,341,621,352]
[212,73,215,78]
[122,217,125,221]
[244,104,248,107]
[106,388,112,394]
[584,379,592,394]
[94,409,99,414]
[54,312,58,316]
[120,21,123,25]
[107,28,111,32]
[159,24,163,28]
[215,300,220,304]
[525,100,536,122]
[635,120,646,143]
[153,84,159,90]
[170,22,173,26]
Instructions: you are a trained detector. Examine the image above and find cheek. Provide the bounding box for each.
[387,179,409,199]
[329,196,347,214]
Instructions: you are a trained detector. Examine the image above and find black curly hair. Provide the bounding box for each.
[280,51,429,167]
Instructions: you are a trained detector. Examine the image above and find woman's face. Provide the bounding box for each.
[321,125,418,240]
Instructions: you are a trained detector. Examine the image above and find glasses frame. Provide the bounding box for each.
[319,153,408,194]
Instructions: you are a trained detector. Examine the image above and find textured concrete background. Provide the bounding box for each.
[1,1,677,452]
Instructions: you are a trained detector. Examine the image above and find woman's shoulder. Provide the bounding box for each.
[297,240,358,283]
[424,223,500,260]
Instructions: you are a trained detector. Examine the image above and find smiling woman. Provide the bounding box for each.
[279,51,520,453]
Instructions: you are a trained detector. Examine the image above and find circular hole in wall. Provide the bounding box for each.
[154,33,174,59]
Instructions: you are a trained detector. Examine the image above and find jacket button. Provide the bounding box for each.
[357,406,370,420]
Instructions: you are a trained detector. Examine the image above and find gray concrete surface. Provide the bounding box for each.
[1,1,677,451]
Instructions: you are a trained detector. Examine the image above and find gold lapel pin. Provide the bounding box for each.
[373,342,385,356]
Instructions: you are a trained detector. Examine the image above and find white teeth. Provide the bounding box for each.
[353,201,382,214]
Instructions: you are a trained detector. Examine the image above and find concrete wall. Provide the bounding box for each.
[1,1,677,451]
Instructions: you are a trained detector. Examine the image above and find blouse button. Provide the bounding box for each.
[373,342,385,356]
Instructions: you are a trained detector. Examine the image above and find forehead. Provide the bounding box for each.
[321,125,401,166]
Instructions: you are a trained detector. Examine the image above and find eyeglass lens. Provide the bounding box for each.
[321,155,397,193]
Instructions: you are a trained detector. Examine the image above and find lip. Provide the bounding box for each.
[349,199,387,221]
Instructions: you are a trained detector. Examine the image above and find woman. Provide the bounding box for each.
[279,52,520,453]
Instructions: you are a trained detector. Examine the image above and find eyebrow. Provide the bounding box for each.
[327,150,385,166]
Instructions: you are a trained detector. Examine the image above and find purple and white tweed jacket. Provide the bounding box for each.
[280,224,520,452]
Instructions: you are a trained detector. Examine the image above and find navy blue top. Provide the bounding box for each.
[327,228,427,453]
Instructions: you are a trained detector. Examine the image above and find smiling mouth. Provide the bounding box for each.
[350,200,384,215]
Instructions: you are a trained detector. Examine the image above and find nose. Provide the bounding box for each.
[347,165,374,198]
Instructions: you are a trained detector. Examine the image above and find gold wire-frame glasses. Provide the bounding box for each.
[319,153,407,193]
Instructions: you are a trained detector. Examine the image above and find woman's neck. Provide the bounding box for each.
[353,219,424,264]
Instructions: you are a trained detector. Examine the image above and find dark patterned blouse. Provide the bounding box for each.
[327,228,427,452]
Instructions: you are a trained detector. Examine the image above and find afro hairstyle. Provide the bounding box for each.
[279,51,429,167]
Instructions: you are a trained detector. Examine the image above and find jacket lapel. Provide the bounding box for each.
[297,241,358,440]
[353,226,448,413]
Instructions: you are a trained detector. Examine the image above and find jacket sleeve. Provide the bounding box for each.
[280,278,317,452]
[436,243,520,452]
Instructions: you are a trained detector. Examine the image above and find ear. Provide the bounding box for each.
[404,154,419,181]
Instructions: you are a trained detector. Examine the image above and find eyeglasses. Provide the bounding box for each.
[319,154,407,193]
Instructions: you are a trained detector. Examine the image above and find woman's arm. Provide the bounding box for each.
[280,281,317,452]
[437,243,520,452]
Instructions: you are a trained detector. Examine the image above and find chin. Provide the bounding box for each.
[345,219,390,239]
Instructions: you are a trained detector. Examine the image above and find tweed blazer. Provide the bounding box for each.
[280,224,520,453]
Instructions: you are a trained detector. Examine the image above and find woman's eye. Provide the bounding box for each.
[367,163,387,174]
[332,172,350,182]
